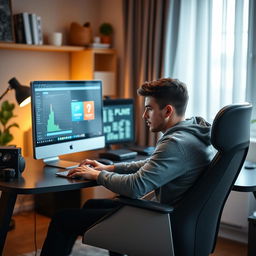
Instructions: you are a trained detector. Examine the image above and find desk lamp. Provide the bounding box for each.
[0,77,31,107]
[0,77,30,231]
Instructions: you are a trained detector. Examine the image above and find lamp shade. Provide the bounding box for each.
[8,78,31,107]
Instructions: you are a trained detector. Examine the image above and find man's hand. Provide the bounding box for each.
[67,159,115,180]
[79,159,115,172]
[67,165,100,180]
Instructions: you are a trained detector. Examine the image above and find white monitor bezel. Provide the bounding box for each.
[30,80,105,167]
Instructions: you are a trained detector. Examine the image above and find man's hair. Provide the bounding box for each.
[137,78,189,116]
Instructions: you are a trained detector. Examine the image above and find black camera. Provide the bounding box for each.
[0,147,25,180]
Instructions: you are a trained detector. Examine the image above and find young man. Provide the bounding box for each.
[41,78,213,256]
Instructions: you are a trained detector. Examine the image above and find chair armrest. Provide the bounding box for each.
[114,196,174,213]
[84,197,174,255]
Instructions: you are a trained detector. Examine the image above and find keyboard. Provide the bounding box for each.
[56,170,82,179]
[56,164,93,179]
[56,170,71,178]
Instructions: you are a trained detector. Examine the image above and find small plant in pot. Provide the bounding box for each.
[0,100,19,145]
[99,23,113,44]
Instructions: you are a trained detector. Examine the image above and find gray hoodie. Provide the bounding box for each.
[97,117,213,205]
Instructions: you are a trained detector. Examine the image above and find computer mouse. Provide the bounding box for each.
[97,158,114,165]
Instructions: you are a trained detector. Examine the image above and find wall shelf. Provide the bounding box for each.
[0,43,117,53]
[0,42,117,96]
[0,42,85,52]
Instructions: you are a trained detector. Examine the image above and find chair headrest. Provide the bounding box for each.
[211,103,252,152]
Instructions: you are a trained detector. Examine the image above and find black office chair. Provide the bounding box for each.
[82,103,252,256]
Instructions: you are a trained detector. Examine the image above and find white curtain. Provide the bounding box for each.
[246,0,256,137]
[164,0,249,123]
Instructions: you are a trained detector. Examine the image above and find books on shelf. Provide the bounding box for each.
[29,13,39,45]
[13,12,43,45]
[37,16,43,45]
[13,13,31,44]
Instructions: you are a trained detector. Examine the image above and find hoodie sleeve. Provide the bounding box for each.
[97,135,186,198]
[113,159,150,174]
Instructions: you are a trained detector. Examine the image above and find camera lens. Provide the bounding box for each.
[2,153,11,162]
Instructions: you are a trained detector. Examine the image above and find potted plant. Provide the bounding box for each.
[99,23,113,44]
[0,100,19,145]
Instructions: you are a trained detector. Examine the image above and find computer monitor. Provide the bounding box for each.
[103,98,135,145]
[31,80,105,169]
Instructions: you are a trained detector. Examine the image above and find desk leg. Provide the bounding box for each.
[247,192,256,256]
[0,191,17,255]
[248,214,256,256]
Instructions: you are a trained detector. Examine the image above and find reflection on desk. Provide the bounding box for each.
[234,164,256,192]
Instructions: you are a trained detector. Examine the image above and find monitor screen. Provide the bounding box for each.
[31,80,105,168]
[103,98,135,145]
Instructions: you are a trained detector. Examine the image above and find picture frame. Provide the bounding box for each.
[0,0,14,42]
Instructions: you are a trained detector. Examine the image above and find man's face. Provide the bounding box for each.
[142,96,167,133]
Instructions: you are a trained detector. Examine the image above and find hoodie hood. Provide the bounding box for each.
[164,116,211,145]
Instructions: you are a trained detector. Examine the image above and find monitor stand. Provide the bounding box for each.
[43,157,79,169]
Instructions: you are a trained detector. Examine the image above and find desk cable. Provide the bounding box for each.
[33,210,38,256]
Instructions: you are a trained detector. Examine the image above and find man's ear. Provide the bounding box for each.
[165,105,174,117]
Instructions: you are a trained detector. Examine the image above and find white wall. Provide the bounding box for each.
[12,0,101,44]
[0,0,123,153]
[99,0,124,96]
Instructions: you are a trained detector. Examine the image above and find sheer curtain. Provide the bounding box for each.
[246,0,256,137]
[164,0,249,123]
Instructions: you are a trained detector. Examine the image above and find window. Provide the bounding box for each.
[164,0,249,122]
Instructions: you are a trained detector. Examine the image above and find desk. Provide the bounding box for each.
[0,157,97,255]
[0,153,148,254]
[233,166,256,256]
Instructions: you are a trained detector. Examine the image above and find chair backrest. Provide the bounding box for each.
[170,103,252,256]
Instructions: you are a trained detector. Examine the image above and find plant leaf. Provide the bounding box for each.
[0,100,17,145]
[5,123,19,130]
[0,131,13,146]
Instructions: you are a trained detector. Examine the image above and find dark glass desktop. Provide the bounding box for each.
[30,80,105,169]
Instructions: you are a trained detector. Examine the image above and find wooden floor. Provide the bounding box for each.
[3,211,247,256]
